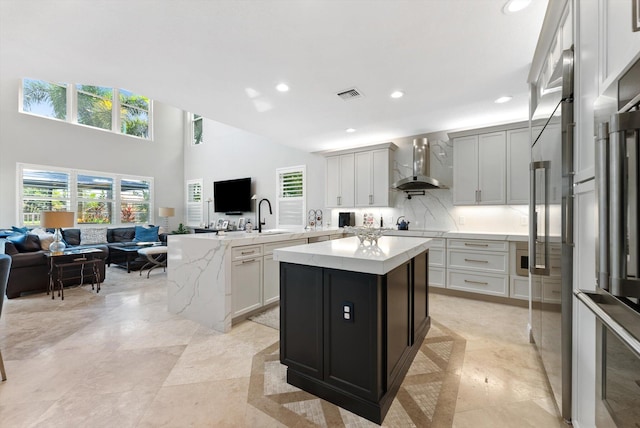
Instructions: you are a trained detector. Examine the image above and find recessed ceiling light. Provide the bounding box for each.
[502,0,531,14]
[345,128,356,133]
[390,91,404,99]
[495,96,513,104]
[276,83,289,92]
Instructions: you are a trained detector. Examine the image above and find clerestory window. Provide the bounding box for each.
[20,79,152,140]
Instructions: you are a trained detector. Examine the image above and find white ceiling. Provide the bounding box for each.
[0,0,548,152]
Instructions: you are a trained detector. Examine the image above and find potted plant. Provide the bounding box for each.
[171,223,190,234]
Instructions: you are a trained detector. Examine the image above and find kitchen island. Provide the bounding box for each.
[273,236,432,424]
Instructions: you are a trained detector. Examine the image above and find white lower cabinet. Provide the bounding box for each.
[428,238,446,288]
[510,276,532,301]
[231,257,263,317]
[232,238,310,318]
[447,270,509,297]
[429,267,446,288]
[262,238,307,306]
[262,255,279,305]
[446,238,509,297]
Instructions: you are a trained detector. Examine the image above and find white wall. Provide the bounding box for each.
[183,117,325,230]
[0,77,185,230]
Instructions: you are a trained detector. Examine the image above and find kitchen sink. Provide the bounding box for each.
[259,229,290,235]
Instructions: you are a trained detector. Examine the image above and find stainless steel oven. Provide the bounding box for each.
[576,291,640,427]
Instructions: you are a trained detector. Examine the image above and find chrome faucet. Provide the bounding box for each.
[258,198,272,233]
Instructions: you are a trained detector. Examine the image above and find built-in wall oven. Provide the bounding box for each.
[575,54,640,427]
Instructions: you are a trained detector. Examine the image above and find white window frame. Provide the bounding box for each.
[19,79,153,141]
[185,179,204,227]
[16,162,154,227]
[275,165,306,229]
[191,113,203,145]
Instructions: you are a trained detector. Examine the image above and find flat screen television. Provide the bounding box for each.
[213,177,252,214]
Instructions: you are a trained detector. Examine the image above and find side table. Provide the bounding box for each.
[45,248,105,300]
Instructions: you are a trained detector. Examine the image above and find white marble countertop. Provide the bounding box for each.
[167,227,343,246]
[273,236,432,275]
[384,229,528,242]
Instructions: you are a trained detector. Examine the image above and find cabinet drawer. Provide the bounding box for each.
[447,249,508,274]
[264,239,307,255]
[428,238,445,248]
[232,245,263,261]
[428,267,445,288]
[510,276,535,300]
[428,248,445,267]
[549,256,561,278]
[447,270,508,297]
[542,278,561,304]
[447,239,508,252]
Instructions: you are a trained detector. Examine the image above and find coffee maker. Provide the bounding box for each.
[338,212,355,228]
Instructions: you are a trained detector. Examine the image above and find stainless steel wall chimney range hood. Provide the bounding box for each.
[392,137,443,192]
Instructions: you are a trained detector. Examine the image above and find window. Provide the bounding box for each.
[21,79,68,121]
[77,174,114,224]
[186,179,203,227]
[20,167,71,226]
[77,85,113,130]
[192,113,203,145]
[17,163,153,227]
[276,166,306,229]
[19,79,152,140]
[120,178,151,224]
[120,89,150,138]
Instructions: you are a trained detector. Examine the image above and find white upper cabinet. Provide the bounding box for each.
[600,0,640,89]
[355,149,391,207]
[325,143,396,208]
[325,153,354,208]
[453,135,479,205]
[453,131,506,205]
[506,128,531,204]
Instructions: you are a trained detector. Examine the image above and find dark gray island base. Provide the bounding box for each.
[279,250,429,424]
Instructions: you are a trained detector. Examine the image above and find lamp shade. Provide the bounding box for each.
[41,211,75,228]
[159,207,175,217]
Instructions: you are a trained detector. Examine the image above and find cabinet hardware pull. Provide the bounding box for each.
[552,290,560,294]
[241,250,255,255]
[464,279,489,285]
[464,258,489,263]
[369,194,373,205]
[242,259,257,264]
[464,243,489,247]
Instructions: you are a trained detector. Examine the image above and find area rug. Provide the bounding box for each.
[248,305,279,330]
[247,320,466,427]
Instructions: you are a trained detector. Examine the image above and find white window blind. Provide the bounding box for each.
[276,166,305,229]
[186,179,203,226]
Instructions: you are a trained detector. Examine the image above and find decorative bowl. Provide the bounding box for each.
[344,226,387,245]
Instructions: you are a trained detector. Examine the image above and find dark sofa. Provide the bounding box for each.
[2,226,163,298]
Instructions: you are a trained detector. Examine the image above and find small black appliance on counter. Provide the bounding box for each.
[338,212,355,227]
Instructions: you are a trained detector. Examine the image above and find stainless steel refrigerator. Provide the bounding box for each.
[529,47,574,423]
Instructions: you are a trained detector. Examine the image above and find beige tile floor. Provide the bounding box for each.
[0,266,566,427]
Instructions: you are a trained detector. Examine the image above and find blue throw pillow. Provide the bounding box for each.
[11,226,28,234]
[133,225,159,242]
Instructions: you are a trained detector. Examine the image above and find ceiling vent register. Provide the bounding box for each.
[337,88,363,100]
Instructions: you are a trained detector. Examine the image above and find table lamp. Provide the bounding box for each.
[158,207,175,233]
[41,211,75,253]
